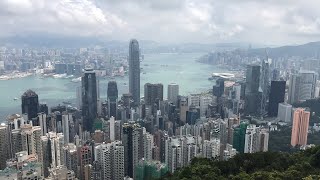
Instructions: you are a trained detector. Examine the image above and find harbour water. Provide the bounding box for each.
[0,53,229,120]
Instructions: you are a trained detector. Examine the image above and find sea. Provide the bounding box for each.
[0,53,229,120]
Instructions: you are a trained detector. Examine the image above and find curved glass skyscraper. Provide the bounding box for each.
[129,39,140,107]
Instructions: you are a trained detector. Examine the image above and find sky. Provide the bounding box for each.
[1,0,320,45]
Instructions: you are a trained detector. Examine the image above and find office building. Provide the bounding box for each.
[244,65,261,115]
[268,81,286,116]
[199,95,213,117]
[213,78,225,97]
[129,39,140,106]
[95,141,125,180]
[62,113,72,144]
[288,71,318,104]
[21,90,39,123]
[144,83,163,105]
[277,103,292,123]
[82,68,98,132]
[179,97,188,123]
[167,83,179,106]
[108,81,118,118]
[291,108,310,147]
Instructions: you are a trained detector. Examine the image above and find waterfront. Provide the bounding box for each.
[0,53,229,120]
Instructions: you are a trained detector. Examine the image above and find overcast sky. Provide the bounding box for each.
[1,0,320,45]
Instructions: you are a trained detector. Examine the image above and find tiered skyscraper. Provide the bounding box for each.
[129,39,140,107]
[82,68,98,132]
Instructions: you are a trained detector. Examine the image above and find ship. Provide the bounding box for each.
[62,101,72,105]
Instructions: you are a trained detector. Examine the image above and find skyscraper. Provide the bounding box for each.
[82,68,98,132]
[107,81,118,118]
[167,83,179,106]
[144,83,163,106]
[0,123,9,170]
[291,108,310,147]
[129,39,140,107]
[288,71,318,104]
[212,78,224,97]
[268,81,286,117]
[244,65,261,115]
[21,90,39,123]
[122,123,142,178]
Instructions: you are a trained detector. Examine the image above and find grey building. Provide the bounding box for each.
[129,39,140,107]
[107,81,118,118]
[82,69,98,132]
[144,83,163,106]
[244,65,261,115]
[167,83,179,106]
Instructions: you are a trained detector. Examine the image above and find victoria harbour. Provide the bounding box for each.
[0,53,227,119]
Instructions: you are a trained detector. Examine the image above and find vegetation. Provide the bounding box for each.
[268,125,320,152]
[161,146,320,180]
[293,98,320,125]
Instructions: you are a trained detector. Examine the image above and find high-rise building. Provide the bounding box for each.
[213,78,225,97]
[277,103,292,123]
[21,90,39,123]
[95,141,125,180]
[0,123,9,170]
[233,123,248,153]
[291,108,310,147]
[179,97,188,123]
[199,95,212,117]
[202,138,220,159]
[268,81,286,116]
[80,145,93,179]
[245,65,261,115]
[82,68,98,132]
[62,113,72,144]
[144,83,163,106]
[108,81,118,118]
[244,125,269,153]
[288,71,318,104]
[122,123,142,178]
[167,83,179,106]
[20,124,42,157]
[129,39,140,107]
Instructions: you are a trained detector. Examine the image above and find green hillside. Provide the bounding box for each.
[161,146,320,180]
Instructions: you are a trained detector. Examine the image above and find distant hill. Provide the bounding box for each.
[248,41,320,58]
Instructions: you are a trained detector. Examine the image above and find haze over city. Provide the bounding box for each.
[1,0,320,45]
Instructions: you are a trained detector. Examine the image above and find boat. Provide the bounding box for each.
[62,101,72,105]
[13,97,18,101]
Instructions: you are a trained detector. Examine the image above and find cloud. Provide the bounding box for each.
[1,0,320,45]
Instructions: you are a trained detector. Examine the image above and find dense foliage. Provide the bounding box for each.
[161,146,320,180]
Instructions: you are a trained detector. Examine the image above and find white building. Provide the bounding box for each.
[202,138,220,159]
[62,113,72,144]
[244,125,269,153]
[94,141,124,180]
[199,95,213,117]
[277,103,292,123]
[188,94,200,107]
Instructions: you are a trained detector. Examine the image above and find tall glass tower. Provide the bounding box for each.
[129,39,140,107]
[82,68,98,132]
[21,89,39,123]
[107,81,118,118]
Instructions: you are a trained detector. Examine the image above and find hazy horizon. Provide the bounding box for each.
[1,0,320,46]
